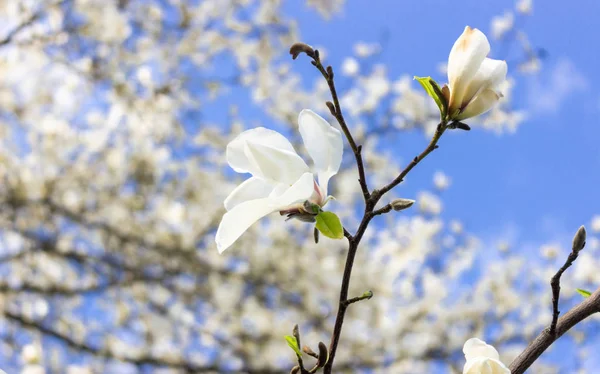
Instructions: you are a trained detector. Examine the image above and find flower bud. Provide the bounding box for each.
[391,198,415,212]
[317,342,328,368]
[572,225,586,252]
[289,42,315,60]
[302,345,317,358]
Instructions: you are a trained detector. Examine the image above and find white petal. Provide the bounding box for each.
[455,89,501,120]
[244,141,309,184]
[464,357,510,374]
[461,58,507,107]
[224,177,275,211]
[463,339,500,361]
[448,26,490,113]
[216,198,278,253]
[270,172,315,205]
[298,109,343,196]
[226,127,302,175]
[215,173,314,253]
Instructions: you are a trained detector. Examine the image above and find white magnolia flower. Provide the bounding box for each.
[463,338,510,374]
[446,26,508,121]
[215,110,343,253]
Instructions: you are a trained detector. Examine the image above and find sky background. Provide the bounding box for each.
[282,0,600,250]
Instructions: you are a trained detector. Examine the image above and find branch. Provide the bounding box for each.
[509,225,589,374]
[0,0,71,47]
[550,225,586,336]
[375,122,447,198]
[509,287,600,374]
[291,43,452,374]
[291,44,370,201]
[0,13,40,47]
[343,290,373,307]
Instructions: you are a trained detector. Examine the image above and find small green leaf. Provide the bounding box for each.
[315,211,344,239]
[576,288,592,298]
[414,76,448,119]
[285,335,302,358]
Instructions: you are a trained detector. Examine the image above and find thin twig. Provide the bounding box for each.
[0,0,71,47]
[343,290,373,306]
[372,203,392,217]
[311,52,370,202]
[550,225,586,336]
[509,287,600,374]
[509,225,589,374]
[375,122,447,198]
[324,124,448,373]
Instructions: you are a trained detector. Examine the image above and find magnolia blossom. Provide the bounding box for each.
[463,338,510,374]
[446,26,508,121]
[215,110,343,253]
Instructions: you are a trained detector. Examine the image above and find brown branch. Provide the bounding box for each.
[509,287,600,374]
[307,49,370,202]
[0,0,71,47]
[291,42,453,374]
[549,225,586,336]
[375,122,447,198]
[509,225,589,374]
[343,290,373,307]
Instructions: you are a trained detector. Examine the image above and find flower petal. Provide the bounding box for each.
[461,58,507,107]
[227,127,304,175]
[244,141,309,184]
[455,89,501,120]
[216,198,278,253]
[448,26,490,113]
[464,357,510,374]
[270,172,315,205]
[215,172,314,253]
[224,177,275,211]
[298,109,343,196]
[463,338,500,361]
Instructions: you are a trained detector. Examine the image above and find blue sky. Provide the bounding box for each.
[283,0,600,247]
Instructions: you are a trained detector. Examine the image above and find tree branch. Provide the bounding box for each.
[509,287,600,374]
[0,0,71,47]
[292,42,452,374]
[509,225,589,374]
[550,225,586,336]
[375,122,447,198]
[309,50,370,202]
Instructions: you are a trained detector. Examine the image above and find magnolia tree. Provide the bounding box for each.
[0,0,598,373]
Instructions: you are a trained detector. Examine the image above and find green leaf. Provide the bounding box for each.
[576,288,592,298]
[284,335,302,358]
[315,211,344,239]
[414,76,448,119]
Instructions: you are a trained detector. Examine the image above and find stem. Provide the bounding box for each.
[312,54,370,202]
[549,250,579,336]
[296,45,450,374]
[376,122,447,198]
[324,213,373,374]
[324,122,447,373]
[509,288,600,374]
